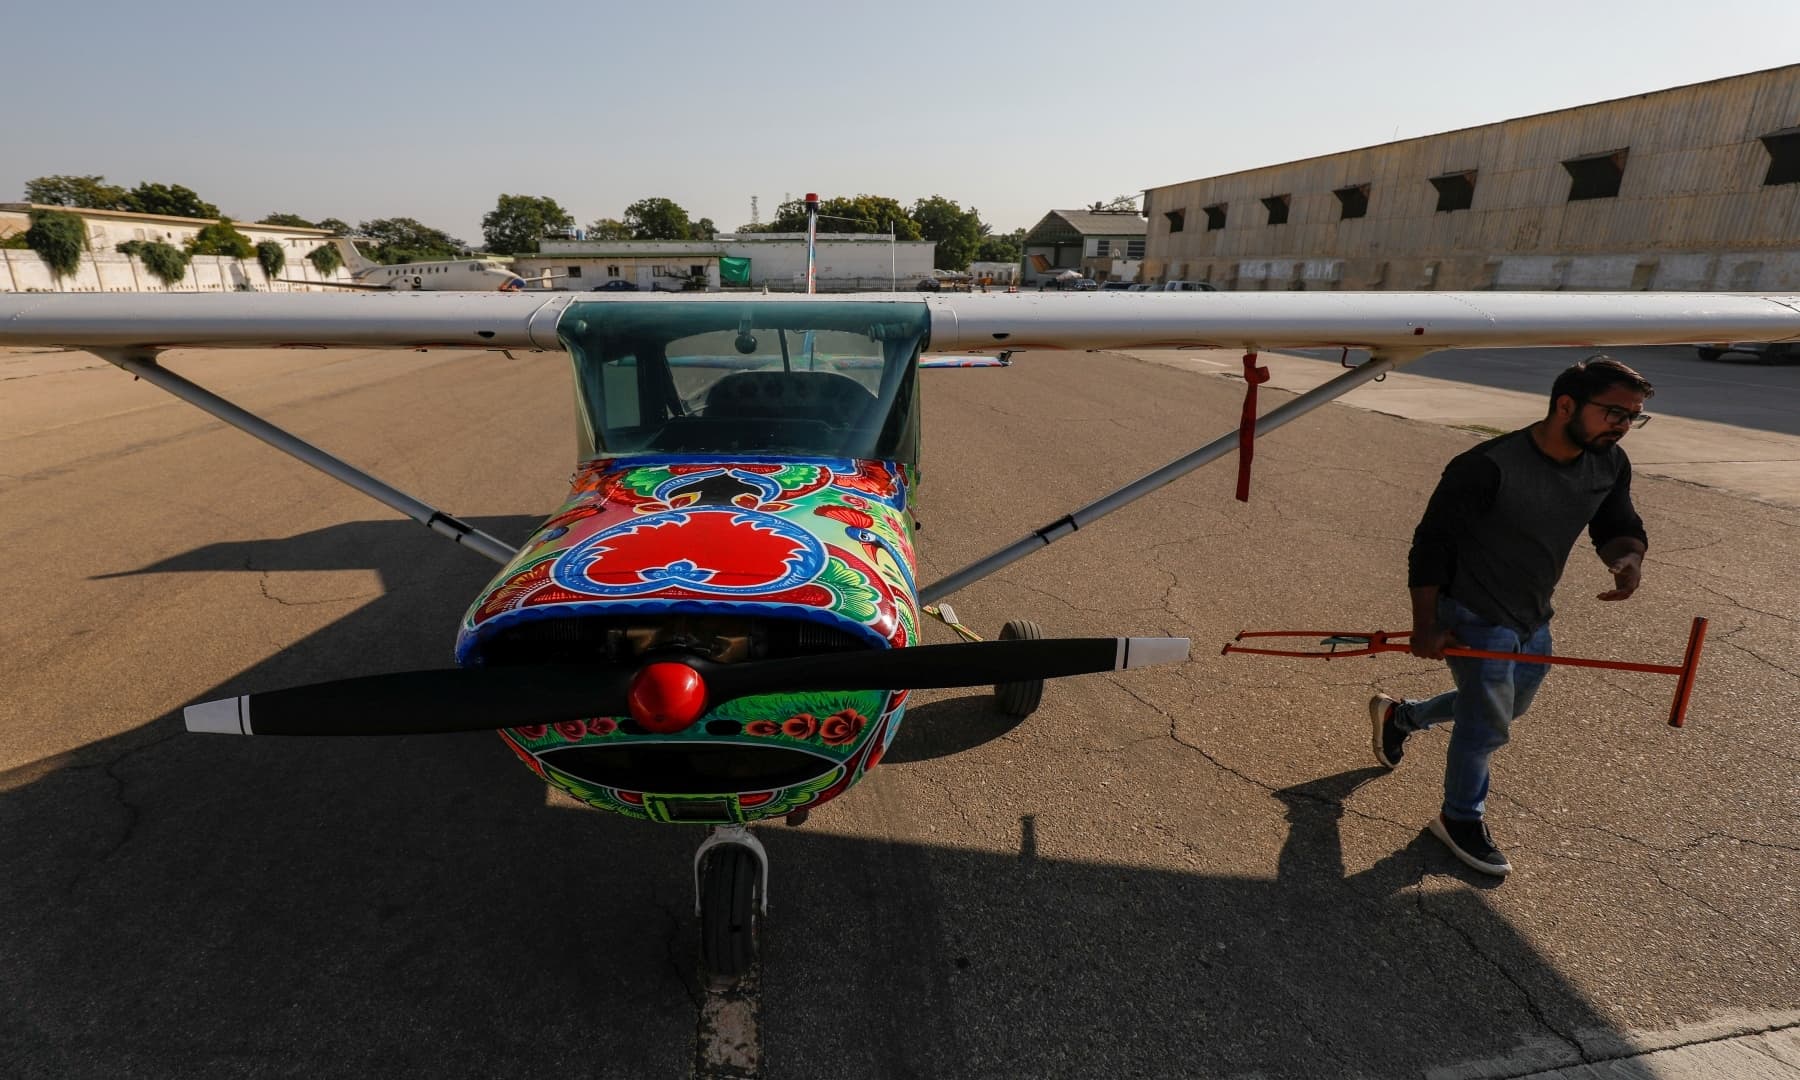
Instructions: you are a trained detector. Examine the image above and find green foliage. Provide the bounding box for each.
[117,239,191,285]
[976,227,1026,264]
[767,195,922,240]
[187,217,255,258]
[120,182,220,219]
[315,217,352,236]
[357,217,462,263]
[482,193,574,254]
[691,217,717,240]
[911,195,986,271]
[1,231,29,249]
[25,174,129,209]
[24,210,87,279]
[584,217,632,240]
[623,197,694,241]
[256,240,286,280]
[307,243,343,276]
[259,212,316,228]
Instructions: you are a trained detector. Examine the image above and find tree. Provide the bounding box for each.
[481,194,574,254]
[307,244,343,276]
[25,174,128,209]
[1088,194,1140,212]
[24,210,87,279]
[585,217,632,240]
[259,212,316,228]
[256,240,286,281]
[911,195,986,271]
[623,197,693,241]
[767,195,921,239]
[188,218,255,259]
[315,218,352,236]
[120,182,220,219]
[692,217,717,240]
[119,239,191,286]
[976,227,1026,264]
[357,217,463,263]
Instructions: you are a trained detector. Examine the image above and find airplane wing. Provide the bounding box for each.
[274,278,392,291]
[4,291,1797,355]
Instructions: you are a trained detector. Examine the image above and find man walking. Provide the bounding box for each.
[1371,356,1654,876]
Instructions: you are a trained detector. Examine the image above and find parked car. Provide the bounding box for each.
[1099,281,1136,291]
[1695,342,1798,364]
[1159,280,1218,292]
[1073,278,1099,291]
[1127,283,1157,292]
[593,280,639,292]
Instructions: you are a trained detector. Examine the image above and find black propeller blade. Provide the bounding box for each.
[184,636,1189,737]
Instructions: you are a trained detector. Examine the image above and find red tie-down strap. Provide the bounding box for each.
[1237,351,1270,502]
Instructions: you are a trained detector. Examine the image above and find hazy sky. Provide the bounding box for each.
[6,1,1797,244]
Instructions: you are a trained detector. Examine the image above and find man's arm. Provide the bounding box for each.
[1406,453,1497,658]
[1591,456,1649,601]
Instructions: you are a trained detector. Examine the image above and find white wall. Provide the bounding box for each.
[1,249,355,292]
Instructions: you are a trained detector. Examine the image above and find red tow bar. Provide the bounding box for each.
[1222,616,1709,727]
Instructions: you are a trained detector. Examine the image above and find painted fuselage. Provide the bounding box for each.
[457,455,921,825]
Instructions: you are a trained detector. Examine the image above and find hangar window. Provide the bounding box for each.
[1761,128,1800,185]
[1334,184,1370,220]
[1126,239,1145,259]
[1429,171,1477,213]
[1563,148,1628,201]
[567,265,582,278]
[1094,239,1111,256]
[608,265,621,277]
[1204,204,1227,230]
[1164,209,1185,233]
[1261,194,1291,226]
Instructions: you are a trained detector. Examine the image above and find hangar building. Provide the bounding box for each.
[1140,64,1800,292]
[516,232,936,293]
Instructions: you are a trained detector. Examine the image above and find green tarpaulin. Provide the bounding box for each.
[719,257,751,285]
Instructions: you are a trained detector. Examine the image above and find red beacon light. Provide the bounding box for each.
[627,662,709,733]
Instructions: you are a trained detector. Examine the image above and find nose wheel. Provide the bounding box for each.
[693,825,768,979]
[994,618,1046,717]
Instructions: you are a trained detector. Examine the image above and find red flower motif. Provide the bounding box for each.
[820,709,867,745]
[590,718,617,735]
[782,713,819,739]
[554,720,588,741]
[517,725,548,739]
[842,494,870,509]
[745,720,780,736]
[815,504,874,530]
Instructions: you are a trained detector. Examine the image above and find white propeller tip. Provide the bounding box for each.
[184,697,251,735]
[1119,638,1191,669]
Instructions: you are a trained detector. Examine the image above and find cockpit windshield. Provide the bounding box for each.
[558,300,927,466]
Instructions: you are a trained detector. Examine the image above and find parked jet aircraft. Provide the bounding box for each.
[283,238,531,292]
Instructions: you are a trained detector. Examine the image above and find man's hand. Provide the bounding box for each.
[1598,550,1644,601]
[1409,624,1463,660]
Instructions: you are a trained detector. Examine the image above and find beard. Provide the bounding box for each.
[1564,416,1621,453]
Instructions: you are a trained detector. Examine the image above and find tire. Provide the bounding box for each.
[994,619,1047,717]
[700,845,759,979]
[1695,347,1723,362]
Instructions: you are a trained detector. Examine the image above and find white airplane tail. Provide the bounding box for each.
[330,238,377,275]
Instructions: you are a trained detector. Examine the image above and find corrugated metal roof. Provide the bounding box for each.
[1026,210,1148,243]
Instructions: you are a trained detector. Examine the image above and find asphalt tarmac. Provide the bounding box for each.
[1,342,1795,1079]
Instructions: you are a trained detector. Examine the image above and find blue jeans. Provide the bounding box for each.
[1392,595,1551,822]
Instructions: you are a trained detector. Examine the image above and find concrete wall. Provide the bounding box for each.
[1143,65,1800,291]
[526,236,935,292]
[1,249,355,293]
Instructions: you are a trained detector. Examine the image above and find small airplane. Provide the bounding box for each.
[282,238,535,292]
[4,288,1797,979]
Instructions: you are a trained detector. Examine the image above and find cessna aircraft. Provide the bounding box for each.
[3,288,1796,978]
[284,237,532,292]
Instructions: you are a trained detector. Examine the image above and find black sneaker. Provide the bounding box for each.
[1370,694,1407,768]
[1429,813,1512,877]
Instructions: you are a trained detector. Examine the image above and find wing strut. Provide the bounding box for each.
[919,351,1417,604]
[98,350,518,565]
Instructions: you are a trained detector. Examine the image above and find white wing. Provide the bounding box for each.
[2,291,1796,356]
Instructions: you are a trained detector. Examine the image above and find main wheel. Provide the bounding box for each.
[994,619,1047,717]
[1695,347,1723,362]
[700,845,760,979]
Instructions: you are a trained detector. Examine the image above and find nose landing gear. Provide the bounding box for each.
[693,825,768,978]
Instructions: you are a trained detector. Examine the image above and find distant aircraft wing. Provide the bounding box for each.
[274,278,391,291]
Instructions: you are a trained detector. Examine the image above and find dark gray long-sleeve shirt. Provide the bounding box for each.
[1408,427,1648,632]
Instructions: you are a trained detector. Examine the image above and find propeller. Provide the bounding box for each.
[183,636,1190,736]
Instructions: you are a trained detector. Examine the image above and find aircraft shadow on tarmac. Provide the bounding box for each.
[1,519,1626,1078]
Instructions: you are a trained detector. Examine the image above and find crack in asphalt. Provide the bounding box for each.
[246,556,382,608]
[1718,627,1800,680]
[63,729,182,896]
[1478,1018,1800,1080]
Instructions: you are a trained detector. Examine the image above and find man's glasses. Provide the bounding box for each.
[1584,401,1652,429]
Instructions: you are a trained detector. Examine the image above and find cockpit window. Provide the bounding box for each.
[559,301,927,465]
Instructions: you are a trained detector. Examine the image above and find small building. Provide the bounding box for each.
[0,204,342,293]
[516,233,936,293]
[1021,210,1147,285]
